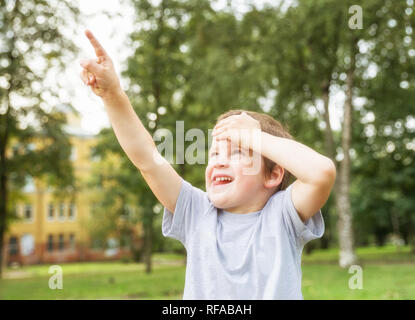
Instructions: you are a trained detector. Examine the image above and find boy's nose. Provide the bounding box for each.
[214,154,230,167]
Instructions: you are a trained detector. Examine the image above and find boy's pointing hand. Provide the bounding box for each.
[80,30,121,98]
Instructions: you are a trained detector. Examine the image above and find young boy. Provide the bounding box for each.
[80,30,336,300]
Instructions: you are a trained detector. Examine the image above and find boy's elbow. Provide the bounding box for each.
[319,158,337,187]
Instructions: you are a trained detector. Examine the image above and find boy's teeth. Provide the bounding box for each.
[215,177,232,182]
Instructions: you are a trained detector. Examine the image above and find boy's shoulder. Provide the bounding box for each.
[265,184,291,207]
[181,179,212,208]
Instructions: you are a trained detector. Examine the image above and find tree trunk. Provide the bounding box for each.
[0,89,11,278]
[321,81,336,161]
[390,209,400,238]
[336,43,358,268]
[319,82,336,251]
[139,0,167,274]
[0,160,7,278]
[0,1,19,278]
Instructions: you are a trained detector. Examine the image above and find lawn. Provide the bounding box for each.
[302,245,415,264]
[0,247,414,300]
[302,264,415,299]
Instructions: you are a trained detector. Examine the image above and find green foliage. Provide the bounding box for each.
[0,0,80,274]
[350,0,415,247]
[0,0,80,198]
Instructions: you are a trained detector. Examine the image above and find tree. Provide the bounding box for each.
[253,0,415,266]
[0,0,79,276]
[352,0,415,249]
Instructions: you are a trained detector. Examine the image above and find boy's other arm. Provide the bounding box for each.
[79,30,181,213]
[259,132,336,223]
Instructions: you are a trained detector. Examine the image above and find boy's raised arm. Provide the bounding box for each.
[80,30,182,213]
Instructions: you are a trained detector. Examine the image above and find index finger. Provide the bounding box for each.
[85,29,107,57]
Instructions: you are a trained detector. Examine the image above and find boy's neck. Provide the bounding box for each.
[222,192,272,214]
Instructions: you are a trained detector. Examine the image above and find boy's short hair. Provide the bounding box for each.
[216,109,293,192]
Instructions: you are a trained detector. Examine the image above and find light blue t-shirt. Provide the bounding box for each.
[162,179,324,300]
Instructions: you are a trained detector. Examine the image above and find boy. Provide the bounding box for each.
[80,30,336,299]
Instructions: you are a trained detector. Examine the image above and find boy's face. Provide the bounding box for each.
[205,138,268,212]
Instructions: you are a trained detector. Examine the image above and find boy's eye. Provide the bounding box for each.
[210,152,219,157]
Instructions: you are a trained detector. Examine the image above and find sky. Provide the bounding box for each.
[68,0,343,135]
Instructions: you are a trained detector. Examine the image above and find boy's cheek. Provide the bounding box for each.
[205,165,214,186]
[240,157,253,167]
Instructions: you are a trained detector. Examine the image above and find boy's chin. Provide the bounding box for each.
[207,185,243,208]
[208,193,229,209]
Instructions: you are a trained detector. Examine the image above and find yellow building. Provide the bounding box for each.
[2,105,140,266]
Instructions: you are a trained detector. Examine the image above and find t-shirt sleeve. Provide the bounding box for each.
[278,182,325,248]
[162,179,210,247]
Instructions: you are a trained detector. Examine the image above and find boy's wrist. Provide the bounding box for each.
[101,86,125,103]
[247,130,265,154]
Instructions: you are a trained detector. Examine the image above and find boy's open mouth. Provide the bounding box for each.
[212,175,234,186]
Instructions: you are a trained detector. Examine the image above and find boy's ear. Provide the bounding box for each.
[264,165,284,190]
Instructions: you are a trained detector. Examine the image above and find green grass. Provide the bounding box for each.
[302,264,415,299]
[0,246,414,300]
[0,263,186,300]
[302,245,415,264]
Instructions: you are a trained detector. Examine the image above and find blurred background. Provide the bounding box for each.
[0,0,414,299]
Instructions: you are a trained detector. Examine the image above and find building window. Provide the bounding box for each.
[48,203,54,220]
[69,234,75,250]
[58,234,64,251]
[68,203,76,220]
[9,237,18,256]
[24,204,33,221]
[47,235,54,252]
[58,203,65,220]
[21,234,35,256]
